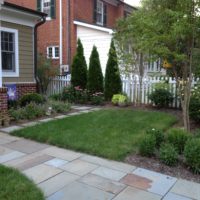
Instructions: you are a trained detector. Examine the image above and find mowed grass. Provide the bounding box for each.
[12,109,177,160]
[0,165,44,200]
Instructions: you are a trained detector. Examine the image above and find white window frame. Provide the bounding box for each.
[96,0,104,26]
[47,46,59,59]
[41,0,52,21]
[0,27,19,77]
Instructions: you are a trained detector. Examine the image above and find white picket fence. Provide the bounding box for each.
[47,75,199,108]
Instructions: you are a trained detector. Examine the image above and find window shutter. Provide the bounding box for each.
[37,0,41,11]
[50,0,56,19]
[103,4,107,26]
[93,0,97,23]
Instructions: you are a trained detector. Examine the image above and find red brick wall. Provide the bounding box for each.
[74,0,124,29]
[5,0,129,68]
[0,88,8,114]
[16,83,37,99]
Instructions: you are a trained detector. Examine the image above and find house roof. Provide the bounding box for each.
[3,2,47,17]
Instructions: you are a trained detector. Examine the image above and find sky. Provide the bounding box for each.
[124,0,141,7]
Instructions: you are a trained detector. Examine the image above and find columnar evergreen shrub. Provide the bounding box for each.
[88,46,104,93]
[105,40,122,100]
[71,39,87,89]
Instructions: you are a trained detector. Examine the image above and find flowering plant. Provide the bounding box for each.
[90,92,104,105]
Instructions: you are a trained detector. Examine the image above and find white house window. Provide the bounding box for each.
[96,0,104,25]
[0,27,19,77]
[42,0,51,18]
[38,0,56,20]
[47,46,59,59]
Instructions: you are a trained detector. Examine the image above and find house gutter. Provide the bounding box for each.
[0,0,4,88]
[59,0,63,73]
[34,16,46,82]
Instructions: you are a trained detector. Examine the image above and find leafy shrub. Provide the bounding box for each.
[112,94,128,105]
[138,134,156,157]
[184,138,200,174]
[159,143,178,166]
[49,101,71,113]
[20,93,45,107]
[167,128,191,154]
[61,86,89,104]
[90,92,104,105]
[189,84,200,122]
[149,89,173,108]
[9,103,46,121]
[194,129,200,138]
[146,128,165,148]
[8,100,18,109]
[49,93,62,101]
[9,108,26,121]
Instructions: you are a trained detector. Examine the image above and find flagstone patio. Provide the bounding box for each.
[0,106,199,200]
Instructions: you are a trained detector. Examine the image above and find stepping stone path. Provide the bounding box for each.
[0,105,199,200]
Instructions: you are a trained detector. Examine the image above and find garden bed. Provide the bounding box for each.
[126,154,200,183]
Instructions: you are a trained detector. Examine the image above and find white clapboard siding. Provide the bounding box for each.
[77,25,112,75]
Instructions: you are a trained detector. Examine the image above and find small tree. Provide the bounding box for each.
[88,46,104,93]
[105,40,122,100]
[36,53,58,95]
[71,39,87,89]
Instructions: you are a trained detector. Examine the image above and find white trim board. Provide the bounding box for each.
[74,20,113,34]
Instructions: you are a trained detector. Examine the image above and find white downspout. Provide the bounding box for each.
[0,0,4,88]
[59,0,63,73]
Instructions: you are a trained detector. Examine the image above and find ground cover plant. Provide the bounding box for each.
[0,165,44,200]
[12,109,177,160]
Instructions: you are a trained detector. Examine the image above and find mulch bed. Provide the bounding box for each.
[125,154,200,183]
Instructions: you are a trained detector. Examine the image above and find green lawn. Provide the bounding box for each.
[0,165,44,200]
[12,109,177,160]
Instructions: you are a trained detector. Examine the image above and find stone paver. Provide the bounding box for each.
[23,164,62,184]
[21,121,41,127]
[0,125,23,133]
[67,112,81,116]
[113,186,161,200]
[92,166,127,181]
[79,174,126,194]
[171,179,200,200]
[54,115,68,119]
[163,193,193,200]
[39,118,55,123]
[132,168,177,196]
[3,139,49,154]
[81,155,135,173]
[60,159,98,176]
[5,154,53,171]
[39,172,79,197]
[0,132,20,144]
[73,106,92,110]
[45,158,69,168]
[47,181,114,200]
[41,147,82,161]
[0,150,26,163]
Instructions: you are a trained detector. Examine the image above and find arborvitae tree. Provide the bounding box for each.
[105,40,122,100]
[88,46,104,93]
[71,39,87,89]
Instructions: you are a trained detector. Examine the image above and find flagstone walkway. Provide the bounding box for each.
[0,106,199,200]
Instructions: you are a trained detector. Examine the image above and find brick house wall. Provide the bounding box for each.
[5,0,133,70]
[0,88,8,115]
